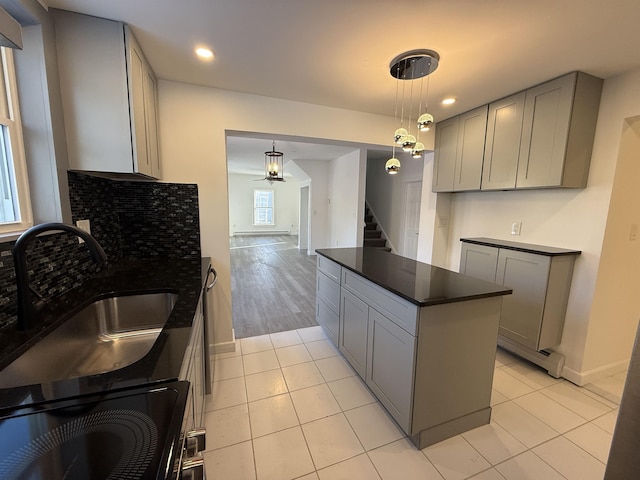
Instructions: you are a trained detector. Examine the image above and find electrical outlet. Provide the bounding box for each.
[76,219,91,244]
[511,221,522,236]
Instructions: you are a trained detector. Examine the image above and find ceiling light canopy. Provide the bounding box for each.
[386,49,440,175]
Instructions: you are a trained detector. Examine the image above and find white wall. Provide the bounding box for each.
[328,150,365,248]
[158,81,398,347]
[417,152,451,267]
[289,160,330,253]
[438,67,640,383]
[366,152,424,252]
[227,173,300,236]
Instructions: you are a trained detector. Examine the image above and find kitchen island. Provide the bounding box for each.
[316,247,512,448]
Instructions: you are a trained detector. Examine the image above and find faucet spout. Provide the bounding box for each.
[12,222,108,331]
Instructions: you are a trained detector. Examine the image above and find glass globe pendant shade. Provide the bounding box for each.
[394,128,408,145]
[412,142,425,158]
[401,134,416,152]
[417,113,434,131]
[385,157,401,175]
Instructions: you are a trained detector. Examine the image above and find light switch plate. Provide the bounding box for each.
[76,219,91,243]
[511,221,522,236]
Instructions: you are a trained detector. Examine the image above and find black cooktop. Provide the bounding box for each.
[0,381,188,480]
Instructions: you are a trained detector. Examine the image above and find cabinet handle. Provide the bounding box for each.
[207,266,218,291]
[181,455,204,480]
[185,428,206,455]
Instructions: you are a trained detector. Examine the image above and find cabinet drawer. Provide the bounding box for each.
[317,298,339,347]
[342,270,418,335]
[317,271,340,314]
[317,255,341,283]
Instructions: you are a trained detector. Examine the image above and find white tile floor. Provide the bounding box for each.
[204,326,620,480]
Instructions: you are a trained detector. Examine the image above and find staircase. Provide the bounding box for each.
[364,206,391,252]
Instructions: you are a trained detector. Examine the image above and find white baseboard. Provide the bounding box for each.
[562,358,630,386]
[211,328,237,354]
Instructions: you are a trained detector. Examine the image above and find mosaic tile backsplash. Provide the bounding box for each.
[0,171,201,332]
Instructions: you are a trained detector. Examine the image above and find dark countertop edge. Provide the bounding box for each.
[417,289,513,307]
[0,256,212,411]
[315,249,512,307]
[460,237,581,256]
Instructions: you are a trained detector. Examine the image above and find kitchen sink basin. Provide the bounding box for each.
[0,292,178,388]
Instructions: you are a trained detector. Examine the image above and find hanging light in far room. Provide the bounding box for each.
[385,49,439,174]
[263,141,285,184]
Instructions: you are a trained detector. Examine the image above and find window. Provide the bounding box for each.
[253,189,274,225]
[0,47,31,234]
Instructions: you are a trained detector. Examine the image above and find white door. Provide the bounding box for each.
[402,181,422,260]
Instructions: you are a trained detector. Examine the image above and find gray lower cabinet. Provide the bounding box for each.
[459,239,579,376]
[316,256,341,346]
[366,308,416,432]
[340,286,417,432]
[339,289,369,378]
[180,295,207,434]
[329,262,499,448]
[496,250,552,350]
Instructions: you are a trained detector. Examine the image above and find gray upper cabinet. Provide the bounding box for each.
[432,116,458,192]
[434,71,602,193]
[432,105,488,192]
[481,92,525,190]
[54,11,161,179]
[517,72,602,188]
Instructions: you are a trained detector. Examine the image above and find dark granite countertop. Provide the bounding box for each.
[460,237,581,256]
[0,257,210,411]
[316,248,511,307]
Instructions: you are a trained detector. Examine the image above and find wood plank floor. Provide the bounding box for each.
[230,235,318,338]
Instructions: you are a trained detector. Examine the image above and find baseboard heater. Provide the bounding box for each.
[232,230,291,236]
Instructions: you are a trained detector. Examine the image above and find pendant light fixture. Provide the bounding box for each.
[263,140,285,184]
[385,49,439,175]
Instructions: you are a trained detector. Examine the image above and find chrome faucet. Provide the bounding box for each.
[12,222,108,330]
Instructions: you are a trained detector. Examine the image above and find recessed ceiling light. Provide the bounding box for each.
[195,47,214,60]
[442,97,457,105]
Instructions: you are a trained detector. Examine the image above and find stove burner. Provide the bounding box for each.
[0,409,158,479]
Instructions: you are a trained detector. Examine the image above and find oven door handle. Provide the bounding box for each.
[206,266,218,291]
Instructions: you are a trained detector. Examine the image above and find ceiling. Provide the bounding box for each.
[44,0,640,172]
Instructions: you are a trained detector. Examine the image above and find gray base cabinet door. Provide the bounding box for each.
[339,289,369,378]
[459,243,498,282]
[366,308,416,432]
[495,250,551,350]
[317,298,339,346]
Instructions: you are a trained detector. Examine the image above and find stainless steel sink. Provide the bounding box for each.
[0,292,178,388]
